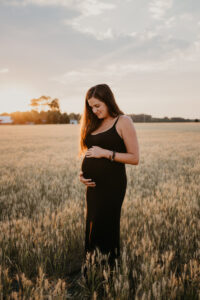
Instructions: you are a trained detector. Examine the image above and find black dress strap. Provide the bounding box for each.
[113,115,120,127]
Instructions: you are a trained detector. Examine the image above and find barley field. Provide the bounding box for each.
[0,123,199,299]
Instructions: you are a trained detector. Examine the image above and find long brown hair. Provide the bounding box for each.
[78,83,124,157]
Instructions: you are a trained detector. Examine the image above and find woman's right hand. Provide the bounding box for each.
[79,171,96,187]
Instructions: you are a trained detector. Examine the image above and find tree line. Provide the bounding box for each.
[128,114,199,123]
[0,96,81,124]
[0,95,199,124]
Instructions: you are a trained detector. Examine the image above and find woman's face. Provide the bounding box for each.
[87,97,109,119]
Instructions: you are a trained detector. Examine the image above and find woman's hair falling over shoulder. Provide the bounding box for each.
[78,83,124,157]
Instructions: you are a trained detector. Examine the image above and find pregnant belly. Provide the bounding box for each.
[81,156,125,184]
[81,156,113,182]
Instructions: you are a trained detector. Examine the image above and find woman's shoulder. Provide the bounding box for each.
[116,115,133,137]
[118,114,133,124]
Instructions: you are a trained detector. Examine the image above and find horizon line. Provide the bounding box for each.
[0,110,199,120]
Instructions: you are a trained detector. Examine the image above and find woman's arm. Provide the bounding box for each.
[103,115,139,165]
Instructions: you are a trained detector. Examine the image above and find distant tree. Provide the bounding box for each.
[163,116,169,121]
[48,98,60,112]
[46,111,62,124]
[69,112,76,120]
[69,112,81,122]
[29,99,39,111]
[171,117,185,122]
[29,96,51,112]
[60,113,70,124]
[39,110,47,123]
[0,112,9,116]
[10,111,26,124]
[128,114,152,122]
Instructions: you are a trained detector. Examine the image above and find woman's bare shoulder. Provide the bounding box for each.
[118,114,133,125]
[116,115,133,138]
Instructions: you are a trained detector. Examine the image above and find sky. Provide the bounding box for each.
[0,0,200,118]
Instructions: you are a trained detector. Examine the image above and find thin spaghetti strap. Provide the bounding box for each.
[113,115,120,126]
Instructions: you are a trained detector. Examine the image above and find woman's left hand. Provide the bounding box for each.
[85,146,105,159]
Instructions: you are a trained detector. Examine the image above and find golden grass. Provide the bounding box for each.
[0,123,199,299]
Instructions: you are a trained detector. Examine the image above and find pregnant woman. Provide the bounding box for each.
[79,83,139,267]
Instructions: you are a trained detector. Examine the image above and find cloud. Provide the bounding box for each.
[179,13,193,21]
[75,0,115,17]
[1,0,73,6]
[2,0,116,17]
[0,68,9,74]
[149,0,173,20]
[180,37,200,63]
[128,30,158,41]
[163,16,176,28]
[2,0,116,40]
[49,59,178,86]
[81,27,115,40]
[64,17,115,40]
[2,0,200,66]
[62,0,116,40]
[50,31,200,87]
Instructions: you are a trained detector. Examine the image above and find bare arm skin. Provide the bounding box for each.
[103,115,139,165]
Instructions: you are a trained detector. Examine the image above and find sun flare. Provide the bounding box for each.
[0,85,38,113]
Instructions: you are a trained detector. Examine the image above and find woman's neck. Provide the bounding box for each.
[101,115,116,125]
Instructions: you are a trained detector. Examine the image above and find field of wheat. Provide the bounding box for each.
[0,123,199,299]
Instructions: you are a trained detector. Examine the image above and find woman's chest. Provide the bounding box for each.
[86,132,126,153]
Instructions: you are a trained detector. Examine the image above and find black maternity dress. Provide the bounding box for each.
[81,115,127,264]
